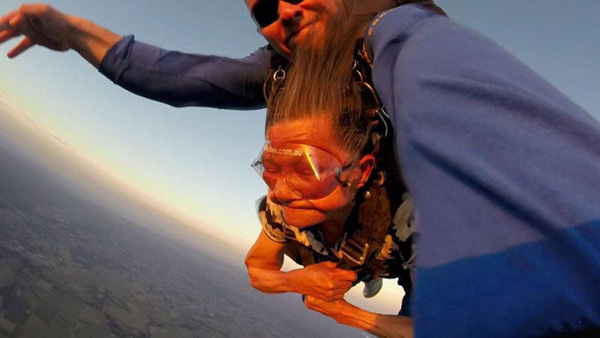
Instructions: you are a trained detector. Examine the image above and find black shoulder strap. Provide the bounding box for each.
[336,40,407,278]
[337,174,392,272]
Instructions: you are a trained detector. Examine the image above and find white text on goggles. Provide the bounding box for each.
[251,142,353,199]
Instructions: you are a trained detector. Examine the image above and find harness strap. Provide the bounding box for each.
[284,241,316,267]
[337,173,392,276]
[335,39,406,279]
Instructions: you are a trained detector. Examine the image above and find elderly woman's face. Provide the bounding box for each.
[257,117,371,228]
[246,0,345,58]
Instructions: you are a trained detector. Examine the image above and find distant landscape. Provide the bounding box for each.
[0,104,363,337]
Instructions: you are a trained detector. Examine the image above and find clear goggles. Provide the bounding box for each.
[251,142,354,199]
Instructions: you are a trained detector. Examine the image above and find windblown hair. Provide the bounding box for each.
[265,2,376,157]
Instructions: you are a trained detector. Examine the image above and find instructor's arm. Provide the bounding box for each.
[0,3,120,68]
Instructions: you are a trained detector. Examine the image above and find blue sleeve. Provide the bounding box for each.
[98,36,269,110]
[367,5,600,338]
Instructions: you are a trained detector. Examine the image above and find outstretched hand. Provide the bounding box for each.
[292,261,357,301]
[0,4,71,58]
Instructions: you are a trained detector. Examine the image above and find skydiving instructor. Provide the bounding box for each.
[1,1,600,338]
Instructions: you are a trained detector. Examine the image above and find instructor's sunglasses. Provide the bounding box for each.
[251,0,304,28]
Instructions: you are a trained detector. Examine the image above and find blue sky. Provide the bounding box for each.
[0,0,599,312]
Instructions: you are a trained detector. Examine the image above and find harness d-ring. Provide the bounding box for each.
[264,66,287,100]
[273,67,286,81]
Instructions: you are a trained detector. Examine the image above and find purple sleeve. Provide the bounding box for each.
[98,35,269,110]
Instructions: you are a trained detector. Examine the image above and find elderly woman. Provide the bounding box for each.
[245,20,415,338]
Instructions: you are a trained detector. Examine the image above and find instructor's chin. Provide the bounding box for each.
[271,43,292,59]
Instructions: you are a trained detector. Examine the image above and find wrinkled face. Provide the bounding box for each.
[245,0,345,58]
[259,117,372,228]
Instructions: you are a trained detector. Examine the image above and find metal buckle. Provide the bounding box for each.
[273,67,286,81]
[340,239,370,266]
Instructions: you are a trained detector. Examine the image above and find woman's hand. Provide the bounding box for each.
[304,296,414,338]
[0,4,120,67]
[247,233,411,337]
[304,295,347,318]
[289,261,356,301]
